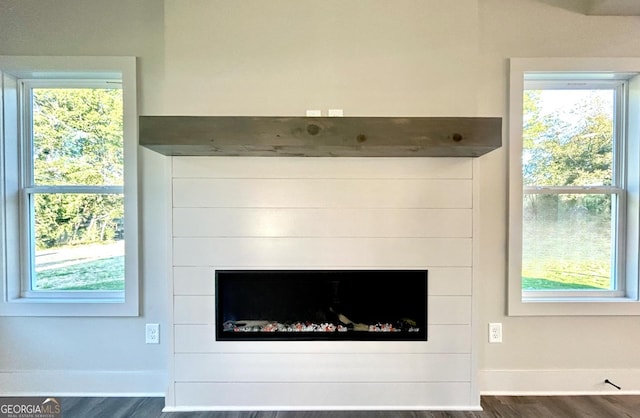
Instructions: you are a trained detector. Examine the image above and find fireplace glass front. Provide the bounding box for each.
[215,270,428,341]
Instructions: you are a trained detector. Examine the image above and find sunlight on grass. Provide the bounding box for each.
[522,277,602,290]
[522,259,610,290]
[34,242,125,291]
[35,256,124,290]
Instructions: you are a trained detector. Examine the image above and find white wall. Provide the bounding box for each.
[477,0,640,393]
[161,3,482,408]
[0,0,168,395]
[161,0,480,116]
[1,0,640,399]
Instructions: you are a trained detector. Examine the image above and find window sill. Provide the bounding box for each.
[509,295,640,316]
[0,297,137,317]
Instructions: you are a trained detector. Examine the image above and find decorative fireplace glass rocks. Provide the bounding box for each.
[215,270,428,341]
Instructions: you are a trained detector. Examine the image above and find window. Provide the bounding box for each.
[0,56,138,316]
[509,58,640,316]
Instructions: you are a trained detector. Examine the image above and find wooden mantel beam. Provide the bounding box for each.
[139,116,501,157]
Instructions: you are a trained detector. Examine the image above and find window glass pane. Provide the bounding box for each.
[522,193,614,291]
[523,89,614,187]
[32,193,124,291]
[32,88,123,186]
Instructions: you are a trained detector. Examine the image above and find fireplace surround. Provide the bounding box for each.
[167,155,480,410]
[216,269,428,341]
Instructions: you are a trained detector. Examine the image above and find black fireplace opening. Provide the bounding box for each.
[215,269,428,341]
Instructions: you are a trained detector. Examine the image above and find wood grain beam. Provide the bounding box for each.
[139,116,501,157]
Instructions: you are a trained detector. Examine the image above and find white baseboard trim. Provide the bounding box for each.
[479,369,640,395]
[0,370,166,397]
[162,405,484,412]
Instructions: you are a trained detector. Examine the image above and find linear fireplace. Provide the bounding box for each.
[215,269,428,341]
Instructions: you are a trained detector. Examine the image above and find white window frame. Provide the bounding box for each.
[508,57,640,316]
[0,56,139,316]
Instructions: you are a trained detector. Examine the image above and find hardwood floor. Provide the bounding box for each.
[52,396,640,417]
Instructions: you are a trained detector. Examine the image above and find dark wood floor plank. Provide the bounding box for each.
[61,397,162,418]
[601,395,640,418]
[126,397,167,418]
[44,395,640,417]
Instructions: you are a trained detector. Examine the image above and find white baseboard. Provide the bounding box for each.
[0,370,166,397]
[479,369,640,395]
[162,405,484,412]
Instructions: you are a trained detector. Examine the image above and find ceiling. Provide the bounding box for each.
[538,0,640,15]
[588,0,640,15]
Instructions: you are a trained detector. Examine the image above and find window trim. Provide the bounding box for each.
[508,57,640,316]
[0,56,138,316]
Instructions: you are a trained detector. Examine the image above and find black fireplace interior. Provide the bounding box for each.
[215,270,428,341]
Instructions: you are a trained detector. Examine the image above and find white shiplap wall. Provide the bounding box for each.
[170,157,478,410]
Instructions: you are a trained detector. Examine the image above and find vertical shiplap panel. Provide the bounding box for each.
[173,178,472,208]
[174,353,471,382]
[173,208,472,238]
[174,382,472,409]
[173,237,472,267]
[172,156,473,179]
[174,267,214,296]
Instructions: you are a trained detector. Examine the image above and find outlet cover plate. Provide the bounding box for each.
[489,322,502,343]
[146,323,160,344]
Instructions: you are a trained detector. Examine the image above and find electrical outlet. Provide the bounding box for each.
[489,323,502,343]
[328,109,344,117]
[306,110,322,117]
[145,323,160,344]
